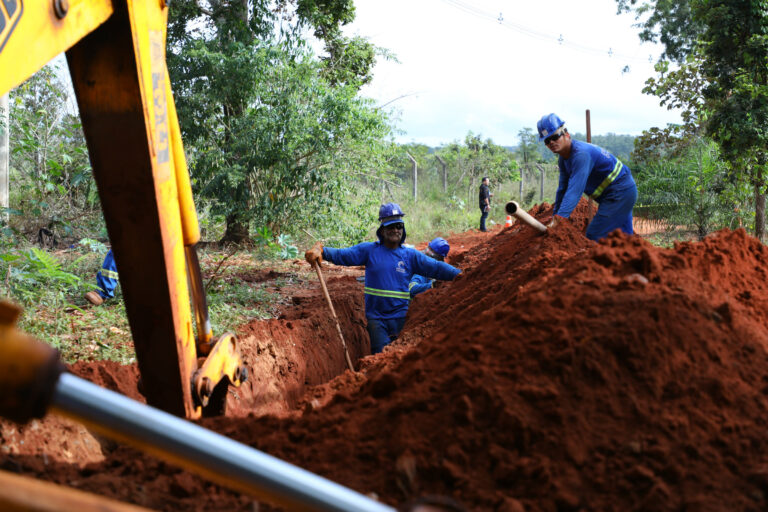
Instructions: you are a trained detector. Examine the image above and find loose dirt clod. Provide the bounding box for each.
[4,198,768,512]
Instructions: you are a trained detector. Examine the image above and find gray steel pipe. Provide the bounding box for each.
[505,201,547,232]
[52,373,394,512]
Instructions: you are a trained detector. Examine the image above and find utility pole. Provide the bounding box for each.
[406,152,417,201]
[0,94,8,223]
[435,155,447,193]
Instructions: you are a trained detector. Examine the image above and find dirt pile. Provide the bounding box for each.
[5,199,768,511]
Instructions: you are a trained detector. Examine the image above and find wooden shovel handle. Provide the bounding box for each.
[313,261,355,372]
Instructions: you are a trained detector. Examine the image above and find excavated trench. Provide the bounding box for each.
[5,199,768,512]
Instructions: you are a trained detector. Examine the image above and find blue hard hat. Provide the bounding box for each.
[378,203,406,226]
[537,113,566,141]
[428,237,450,258]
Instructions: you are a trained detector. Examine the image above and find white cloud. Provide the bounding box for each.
[345,0,681,146]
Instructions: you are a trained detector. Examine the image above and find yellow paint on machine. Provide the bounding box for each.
[0,0,113,96]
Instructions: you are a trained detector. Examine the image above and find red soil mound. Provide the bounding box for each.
[5,199,768,512]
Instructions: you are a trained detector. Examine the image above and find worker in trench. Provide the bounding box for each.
[304,203,461,354]
[408,237,451,298]
[537,113,638,241]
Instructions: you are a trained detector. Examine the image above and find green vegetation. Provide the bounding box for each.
[618,0,768,240]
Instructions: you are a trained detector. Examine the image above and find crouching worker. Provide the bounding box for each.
[305,203,461,354]
[409,237,451,297]
[84,249,118,306]
[538,113,638,241]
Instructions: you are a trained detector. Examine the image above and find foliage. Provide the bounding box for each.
[77,237,108,254]
[615,0,705,63]
[431,133,518,205]
[8,63,98,241]
[516,128,540,166]
[618,0,768,239]
[167,0,393,243]
[252,226,299,259]
[632,54,707,164]
[0,246,90,309]
[635,139,747,239]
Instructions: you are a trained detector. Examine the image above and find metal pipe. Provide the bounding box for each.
[505,201,547,233]
[51,373,394,512]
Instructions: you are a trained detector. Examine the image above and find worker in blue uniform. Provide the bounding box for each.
[84,249,119,306]
[305,204,461,354]
[409,237,451,297]
[537,113,638,241]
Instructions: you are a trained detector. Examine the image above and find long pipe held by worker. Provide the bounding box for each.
[505,201,548,233]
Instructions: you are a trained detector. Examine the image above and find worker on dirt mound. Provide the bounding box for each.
[409,237,451,297]
[305,203,461,354]
[538,113,638,241]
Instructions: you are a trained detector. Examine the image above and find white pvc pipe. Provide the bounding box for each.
[505,201,547,233]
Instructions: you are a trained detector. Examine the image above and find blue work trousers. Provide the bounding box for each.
[366,317,406,354]
[96,250,119,299]
[586,183,638,241]
[479,208,489,231]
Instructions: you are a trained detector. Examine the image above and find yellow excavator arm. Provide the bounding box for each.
[0,0,243,419]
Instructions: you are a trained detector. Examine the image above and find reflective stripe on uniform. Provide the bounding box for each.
[100,269,119,280]
[364,287,411,300]
[408,282,416,291]
[590,160,623,200]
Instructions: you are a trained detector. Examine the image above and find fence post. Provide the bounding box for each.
[537,164,545,201]
[406,152,417,201]
[435,155,447,193]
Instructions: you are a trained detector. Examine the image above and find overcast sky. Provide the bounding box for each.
[342,0,682,147]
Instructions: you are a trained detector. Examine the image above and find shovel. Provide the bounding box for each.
[313,261,355,372]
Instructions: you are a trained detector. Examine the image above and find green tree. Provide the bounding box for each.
[9,64,94,240]
[618,0,768,239]
[637,139,746,239]
[435,133,517,204]
[167,1,391,243]
[632,54,707,164]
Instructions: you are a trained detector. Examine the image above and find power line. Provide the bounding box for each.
[439,0,655,65]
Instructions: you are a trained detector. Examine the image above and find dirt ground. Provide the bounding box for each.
[4,199,768,511]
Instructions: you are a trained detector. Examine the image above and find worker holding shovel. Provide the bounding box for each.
[305,203,460,354]
[538,113,637,241]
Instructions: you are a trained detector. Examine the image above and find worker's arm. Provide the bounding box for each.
[410,251,461,281]
[554,152,592,218]
[408,274,434,297]
[323,243,374,267]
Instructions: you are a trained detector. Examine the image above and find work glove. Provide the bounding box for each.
[305,242,324,265]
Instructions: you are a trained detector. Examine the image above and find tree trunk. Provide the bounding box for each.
[221,215,250,244]
[519,167,524,201]
[755,175,765,241]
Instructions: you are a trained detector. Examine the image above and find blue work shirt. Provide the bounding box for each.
[323,243,460,320]
[553,139,635,218]
[408,274,434,297]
